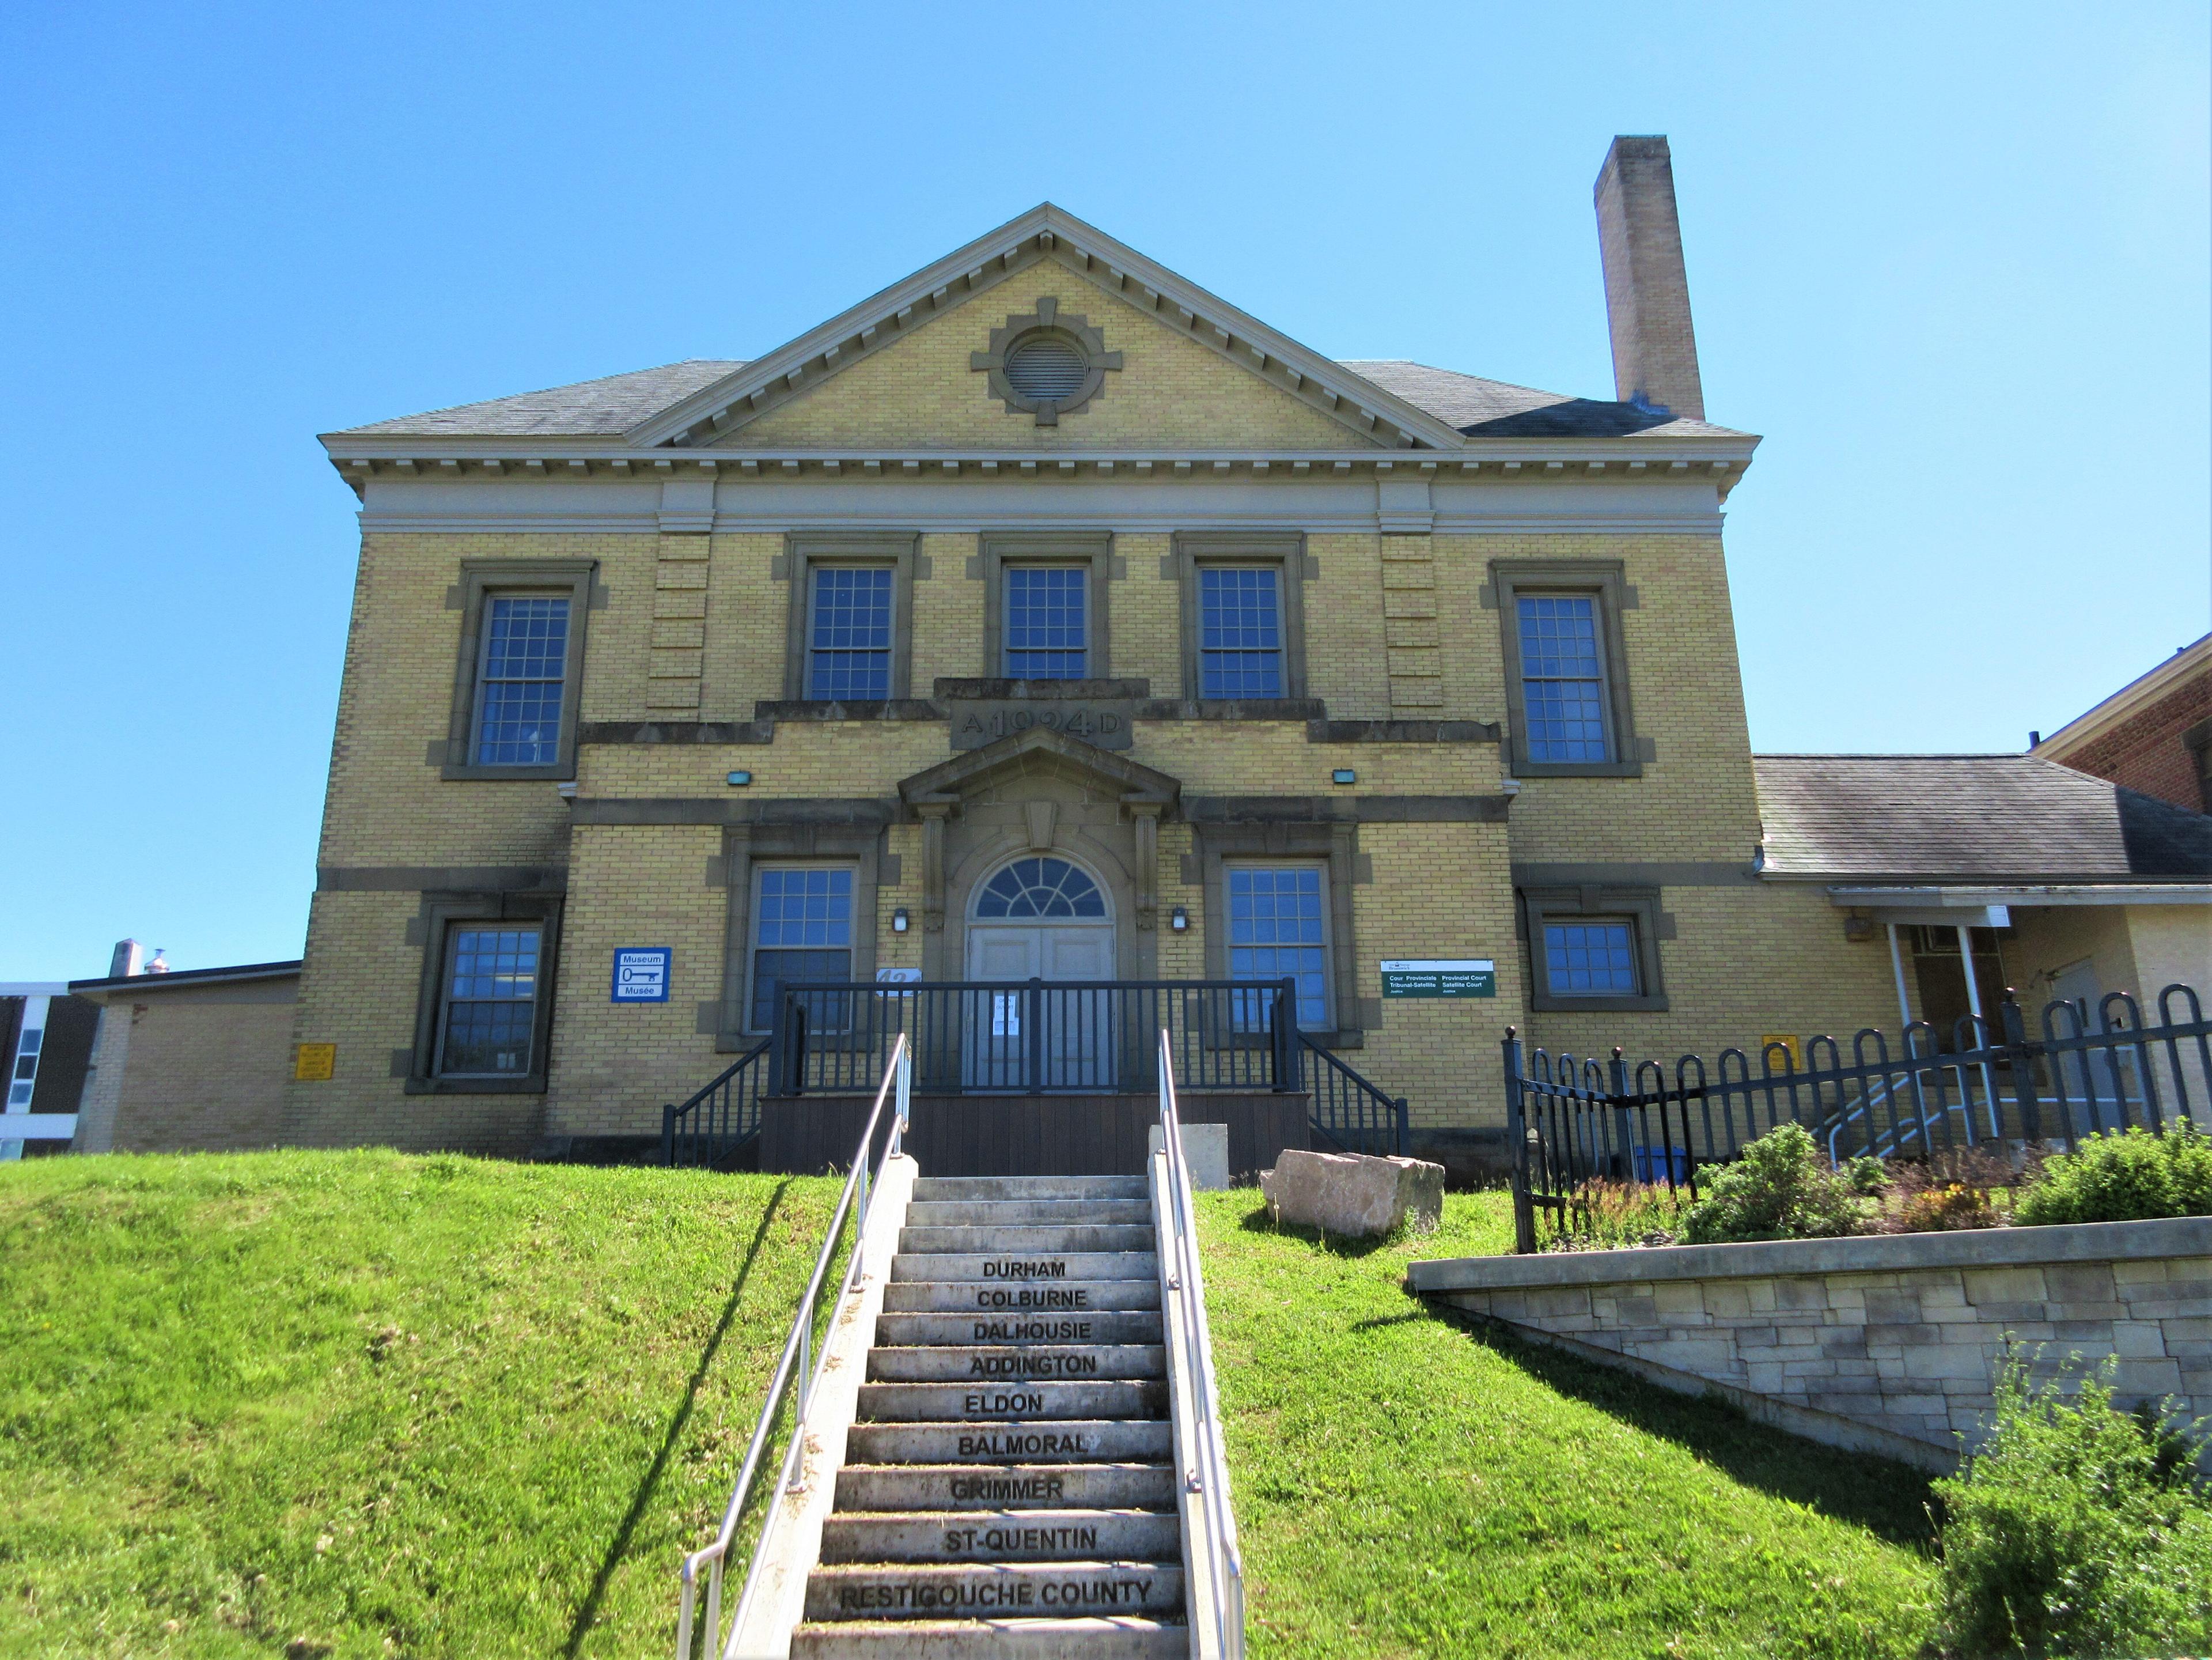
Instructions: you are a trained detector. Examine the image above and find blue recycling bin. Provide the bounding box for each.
[1632,1145,1692,1183]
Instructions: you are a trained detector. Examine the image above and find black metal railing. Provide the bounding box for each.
[771,978,1305,1098]
[1302,1033,1408,1156]
[1505,982,2212,1253]
[661,1038,771,1167]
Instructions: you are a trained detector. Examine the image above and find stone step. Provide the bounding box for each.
[834,1462,1177,1513]
[875,1311,1164,1349]
[904,1198,1154,1227]
[820,1508,1183,1566]
[867,1344,1165,1383]
[900,1224,1156,1255]
[911,1175,1152,1202]
[802,1561,1184,1624]
[845,1419,1175,1465]
[858,1380,1169,1423]
[882,1278,1162,1314]
[889,1251,1158,1284]
[791,1615,1188,1657]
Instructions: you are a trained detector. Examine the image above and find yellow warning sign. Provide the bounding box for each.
[294,1043,336,1082]
[1760,1034,1803,1072]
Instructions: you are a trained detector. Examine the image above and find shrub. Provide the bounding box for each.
[1934,1359,2212,1656]
[1678,1121,1867,1245]
[1539,1177,1688,1251]
[1893,1182,2002,1232]
[1846,1154,1890,1196]
[2015,1120,2212,1227]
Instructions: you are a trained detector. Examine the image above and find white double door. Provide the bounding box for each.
[964,922,1116,1089]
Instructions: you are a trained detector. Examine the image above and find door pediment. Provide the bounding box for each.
[899,724,1180,813]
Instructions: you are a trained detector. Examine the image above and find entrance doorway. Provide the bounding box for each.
[963,856,1116,1088]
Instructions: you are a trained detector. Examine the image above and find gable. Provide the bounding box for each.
[730,260,1372,451]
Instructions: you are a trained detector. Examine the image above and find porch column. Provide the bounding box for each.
[1128,803,1160,932]
[918,805,950,933]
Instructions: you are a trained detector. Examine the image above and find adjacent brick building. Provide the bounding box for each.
[2036,633,2212,815]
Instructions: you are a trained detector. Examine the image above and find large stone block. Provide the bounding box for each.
[1261,1148,1444,1239]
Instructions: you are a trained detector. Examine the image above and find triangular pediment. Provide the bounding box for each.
[626,205,1466,453]
[900,725,1180,810]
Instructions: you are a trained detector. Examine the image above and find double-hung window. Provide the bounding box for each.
[1516,593,1610,763]
[1003,566,1088,679]
[1226,865,1330,1030]
[1197,566,1284,698]
[1491,560,1642,776]
[749,867,855,1031]
[445,559,593,780]
[434,925,542,1078]
[1173,534,1305,702]
[807,566,895,699]
[472,595,571,766]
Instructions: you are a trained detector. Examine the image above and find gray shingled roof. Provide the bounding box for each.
[334,355,1749,441]
[1342,360,1750,439]
[1753,754,2212,882]
[336,360,744,438]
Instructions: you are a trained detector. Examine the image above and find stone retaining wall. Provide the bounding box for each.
[1407,1219,2212,1472]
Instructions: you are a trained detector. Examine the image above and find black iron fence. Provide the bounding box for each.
[661,977,1413,1163]
[772,978,1302,1098]
[1506,983,2212,1254]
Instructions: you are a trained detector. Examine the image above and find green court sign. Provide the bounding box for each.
[1380,958,1497,999]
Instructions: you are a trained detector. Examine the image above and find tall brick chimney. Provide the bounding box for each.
[1594,135,1705,421]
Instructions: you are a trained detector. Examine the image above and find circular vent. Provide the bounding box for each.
[1002,334,1089,402]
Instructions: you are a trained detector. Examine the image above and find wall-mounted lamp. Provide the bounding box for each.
[726,770,753,787]
[1169,906,1189,932]
[892,907,910,933]
[1331,769,1357,786]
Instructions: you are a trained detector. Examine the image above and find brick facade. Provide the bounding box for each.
[281,194,1915,1163]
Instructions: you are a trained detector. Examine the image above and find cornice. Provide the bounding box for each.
[329,443,1756,486]
[619,204,1473,454]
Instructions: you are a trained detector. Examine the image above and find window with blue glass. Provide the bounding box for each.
[435,926,541,1076]
[1517,593,1610,762]
[750,867,855,1030]
[1228,865,1330,1029]
[1198,566,1283,698]
[472,596,570,765]
[808,566,895,699]
[1003,566,1088,679]
[1543,920,1639,996]
[974,857,1107,918]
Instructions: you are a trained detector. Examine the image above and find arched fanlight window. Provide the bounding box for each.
[974,856,1108,919]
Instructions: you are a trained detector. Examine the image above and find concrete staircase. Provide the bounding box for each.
[789,1174,1187,1658]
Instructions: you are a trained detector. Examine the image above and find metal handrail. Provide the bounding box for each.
[662,1037,771,1166]
[1300,1030,1409,1156]
[672,1034,911,1660]
[1155,1027,1247,1659]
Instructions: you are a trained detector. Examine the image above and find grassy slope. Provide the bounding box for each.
[3,1157,1942,1660]
[1198,1190,1942,1660]
[0,1151,840,1659]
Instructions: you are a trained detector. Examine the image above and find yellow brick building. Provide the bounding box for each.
[278,137,2206,1175]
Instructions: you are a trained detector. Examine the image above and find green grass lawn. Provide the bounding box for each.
[1198,1189,1942,1659]
[0,1150,840,1659]
[3,1156,1941,1659]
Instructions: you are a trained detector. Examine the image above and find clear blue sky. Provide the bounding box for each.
[3,2,2207,981]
